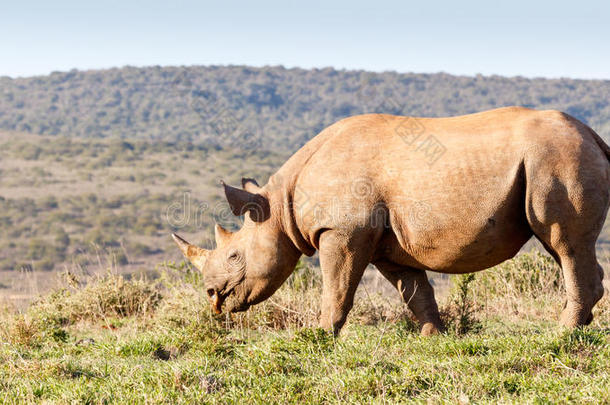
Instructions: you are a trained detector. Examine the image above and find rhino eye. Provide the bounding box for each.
[227,251,244,267]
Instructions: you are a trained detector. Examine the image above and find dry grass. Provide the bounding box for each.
[1,250,609,403]
[3,249,609,343]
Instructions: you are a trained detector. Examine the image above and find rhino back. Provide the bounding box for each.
[279,107,607,272]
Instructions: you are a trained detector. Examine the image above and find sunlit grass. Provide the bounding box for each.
[0,252,608,403]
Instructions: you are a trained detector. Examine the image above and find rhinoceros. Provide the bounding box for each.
[173,106,610,335]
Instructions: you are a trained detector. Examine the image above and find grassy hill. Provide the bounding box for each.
[0,131,286,273]
[1,66,609,152]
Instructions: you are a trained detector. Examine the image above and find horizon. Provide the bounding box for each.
[4,62,610,82]
[1,0,609,80]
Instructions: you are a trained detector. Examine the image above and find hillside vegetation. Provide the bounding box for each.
[0,132,285,274]
[1,66,609,152]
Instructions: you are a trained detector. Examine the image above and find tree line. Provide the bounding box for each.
[0,65,608,152]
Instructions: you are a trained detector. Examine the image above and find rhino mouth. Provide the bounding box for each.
[209,286,250,314]
[227,299,251,313]
[224,289,251,313]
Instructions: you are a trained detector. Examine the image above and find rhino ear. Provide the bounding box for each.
[241,177,261,193]
[222,181,270,222]
[171,233,209,272]
[214,223,232,248]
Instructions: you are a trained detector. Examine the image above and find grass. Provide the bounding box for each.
[3,321,609,404]
[0,251,609,403]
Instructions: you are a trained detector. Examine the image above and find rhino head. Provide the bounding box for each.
[172,178,302,314]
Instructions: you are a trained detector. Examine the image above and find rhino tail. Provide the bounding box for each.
[589,128,610,162]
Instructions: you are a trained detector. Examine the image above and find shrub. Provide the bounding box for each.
[26,238,51,260]
[126,242,159,256]
[441,273,482,335]
[84,228,120,247]
[0,315,41,346]
[29,273,162,325]
[54,227,70,249]
[35,258,56,271]
[464,250,565,319]
[472,250,563,299]
[14,143,42,160]
[40,195,58,209]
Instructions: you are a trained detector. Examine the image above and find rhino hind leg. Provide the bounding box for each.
[534,233,606,327]
[527,170,608,327]
[558,254,605,327]
[541,242,605,327]
[375,261,444,336]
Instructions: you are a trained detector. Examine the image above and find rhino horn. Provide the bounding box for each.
[171,233,209,271]
[214,223,233,248]
[222,181,270,222]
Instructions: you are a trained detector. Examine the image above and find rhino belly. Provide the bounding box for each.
[379,168,532,273]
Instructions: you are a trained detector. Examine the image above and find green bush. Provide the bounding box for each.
[53,228,70,249]
[14,143,42,160]
[84,228,120,247]
[442,273,482,335]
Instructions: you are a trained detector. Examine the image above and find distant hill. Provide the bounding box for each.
[0,66,609,279]
[0,66,608,152]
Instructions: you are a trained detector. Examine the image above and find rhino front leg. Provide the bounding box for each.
[318,229,377,335]
[375,261,444,336]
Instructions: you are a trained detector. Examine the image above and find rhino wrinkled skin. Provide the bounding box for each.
[173,107,610,336]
